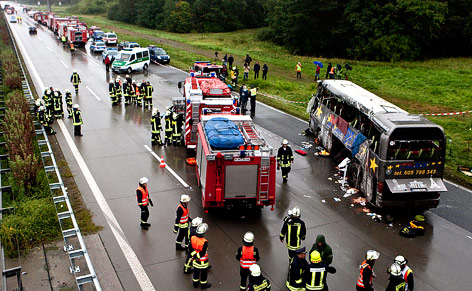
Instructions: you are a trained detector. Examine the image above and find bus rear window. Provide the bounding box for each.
[388,127,444,160]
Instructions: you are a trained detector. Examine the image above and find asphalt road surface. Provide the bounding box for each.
[8,9,472,291]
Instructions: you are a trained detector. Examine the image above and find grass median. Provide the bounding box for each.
[52,11,472,188]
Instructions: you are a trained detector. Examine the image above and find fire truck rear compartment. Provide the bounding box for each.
[224,165,258,199]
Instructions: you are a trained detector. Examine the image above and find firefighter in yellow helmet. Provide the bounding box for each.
[305,251,336,291]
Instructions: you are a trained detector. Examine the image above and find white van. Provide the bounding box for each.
[112,48,150,74]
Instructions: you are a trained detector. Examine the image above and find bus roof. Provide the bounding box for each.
[321,80,407,116]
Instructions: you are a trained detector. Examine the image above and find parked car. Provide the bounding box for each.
[28,26,37,34]
[103,32,117,46]
[148,45,170,64]
[102,47,119,62]
[118,41,141,51]
[9,15,17,23]
[90,41,106,53]
[91,30,104,41]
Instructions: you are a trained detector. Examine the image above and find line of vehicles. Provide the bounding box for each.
[17,7,170,73]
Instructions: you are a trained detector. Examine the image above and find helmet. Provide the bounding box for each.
[132,80,136,84]
[125,74,130,78]
[65,89,70,93]
[366,250,380,260]
[73,69,77,73]
[196,223,208,235]
[180,194,191,203]
[110,81,114,84]
[249,264,261,277]
[116,76,120,79]
[394,255,406,266]
[282,139,289,145]
[232,66,236,70]
[152,108,159,115]
[137,82,141,86]
[291,206,301,218]
[310,251,322,263]
[35,99,42,106]
[73,104,80,109]
[139,177,148,184]
[46,89,51,94]
[192,217,203,227]
[39,106,45,111]
[243,232,255,243]
[287,209,293,216]
[54,92,58,97]
[43,87,48,92]
[166,106,172,111]
[389,263,402,276]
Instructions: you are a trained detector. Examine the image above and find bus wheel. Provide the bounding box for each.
[143,63,148,70]
[127,67,132,74]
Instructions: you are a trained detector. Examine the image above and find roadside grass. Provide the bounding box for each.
[53,11,472,187]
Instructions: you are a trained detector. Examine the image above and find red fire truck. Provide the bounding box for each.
[66,26,88,47]
[176,68,236,149]
[50,17,78,34]
[196,114,276,210]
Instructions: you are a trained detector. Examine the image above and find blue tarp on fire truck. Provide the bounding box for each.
[204,117,244,149]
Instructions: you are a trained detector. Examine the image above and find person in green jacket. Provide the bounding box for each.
[309,234,333,266]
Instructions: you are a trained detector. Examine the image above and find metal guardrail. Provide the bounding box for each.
[3,13,102,291]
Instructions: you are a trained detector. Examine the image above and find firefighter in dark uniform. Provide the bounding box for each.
[174,194,191,250]
[356,250,380,291]
[136,177,153,230]
[53,90,63,118]
[172,112,184,146]
[286,247,308,291]
[151,108,163,145]
[184,217,203,274]
[70,70,81,93]
[280,206,306,260]
[144,81,153,109]
[115,77,122,103]
[191,223,211,289]
[236,232,260,291]
[140,81,148,107]
[247,264,271,291]
[47,88,55,118]
[394,255,413,291]
[72,104,83,136]
[277,139,294,183]
[164,107,173,145]
[34,99,42,118]
[386,263,406,291]
[123,79,130,105]
[109,81,117,105]
[125,74,132,85]
[38,106,55,135]
[305,251,336,291]
[42,89,52,119]
[65,89,73,118]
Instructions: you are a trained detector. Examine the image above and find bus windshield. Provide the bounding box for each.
[387,127,445,160]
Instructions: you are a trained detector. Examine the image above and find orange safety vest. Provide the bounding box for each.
[191,236,208,262]
[177,204,189,224]
[137,186,149,206]
[356,260,372,288]
[240,246,256,268]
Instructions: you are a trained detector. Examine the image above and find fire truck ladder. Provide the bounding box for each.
[241,123,261,144]
[258,151,271,201]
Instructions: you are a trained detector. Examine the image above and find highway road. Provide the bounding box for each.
[7,9,472,290]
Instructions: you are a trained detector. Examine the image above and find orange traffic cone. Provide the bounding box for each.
[159,155,166,168]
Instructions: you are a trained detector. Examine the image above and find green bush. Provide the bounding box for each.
[0,198,61,257]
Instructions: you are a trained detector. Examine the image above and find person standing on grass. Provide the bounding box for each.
[243,63,250,81]
[215,51,219,60]
[315,64,321,81]
[296,62,302,79]
[228,55,234,69]
[326,63,332,79]
[253,61,260,79]
[262,64,268,80]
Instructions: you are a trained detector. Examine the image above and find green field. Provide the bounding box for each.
[52,11,472,188]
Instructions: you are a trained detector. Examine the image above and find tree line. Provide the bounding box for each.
[45,0,472,61]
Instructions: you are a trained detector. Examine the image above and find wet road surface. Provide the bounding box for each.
[8,10,472,290]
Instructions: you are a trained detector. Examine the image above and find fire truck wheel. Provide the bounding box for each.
[143,63,148,70]
[127,67,132,74]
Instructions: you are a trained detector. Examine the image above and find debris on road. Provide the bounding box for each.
[334,198,341,202]
[295,149,307,156]
[343,188,359,198]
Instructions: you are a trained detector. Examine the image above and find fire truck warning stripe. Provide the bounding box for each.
[11,24,157,291]
[144,145,190,188]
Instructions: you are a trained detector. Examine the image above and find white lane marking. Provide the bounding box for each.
[144,145,190,188]
[444,179,472,194]
[38,36,42,41]
[46,46,52,51]
[467,235,472,240]
[86,86,102,101]
[10,19,157,291]
[61,60,69,69]
[79,50,102,67]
